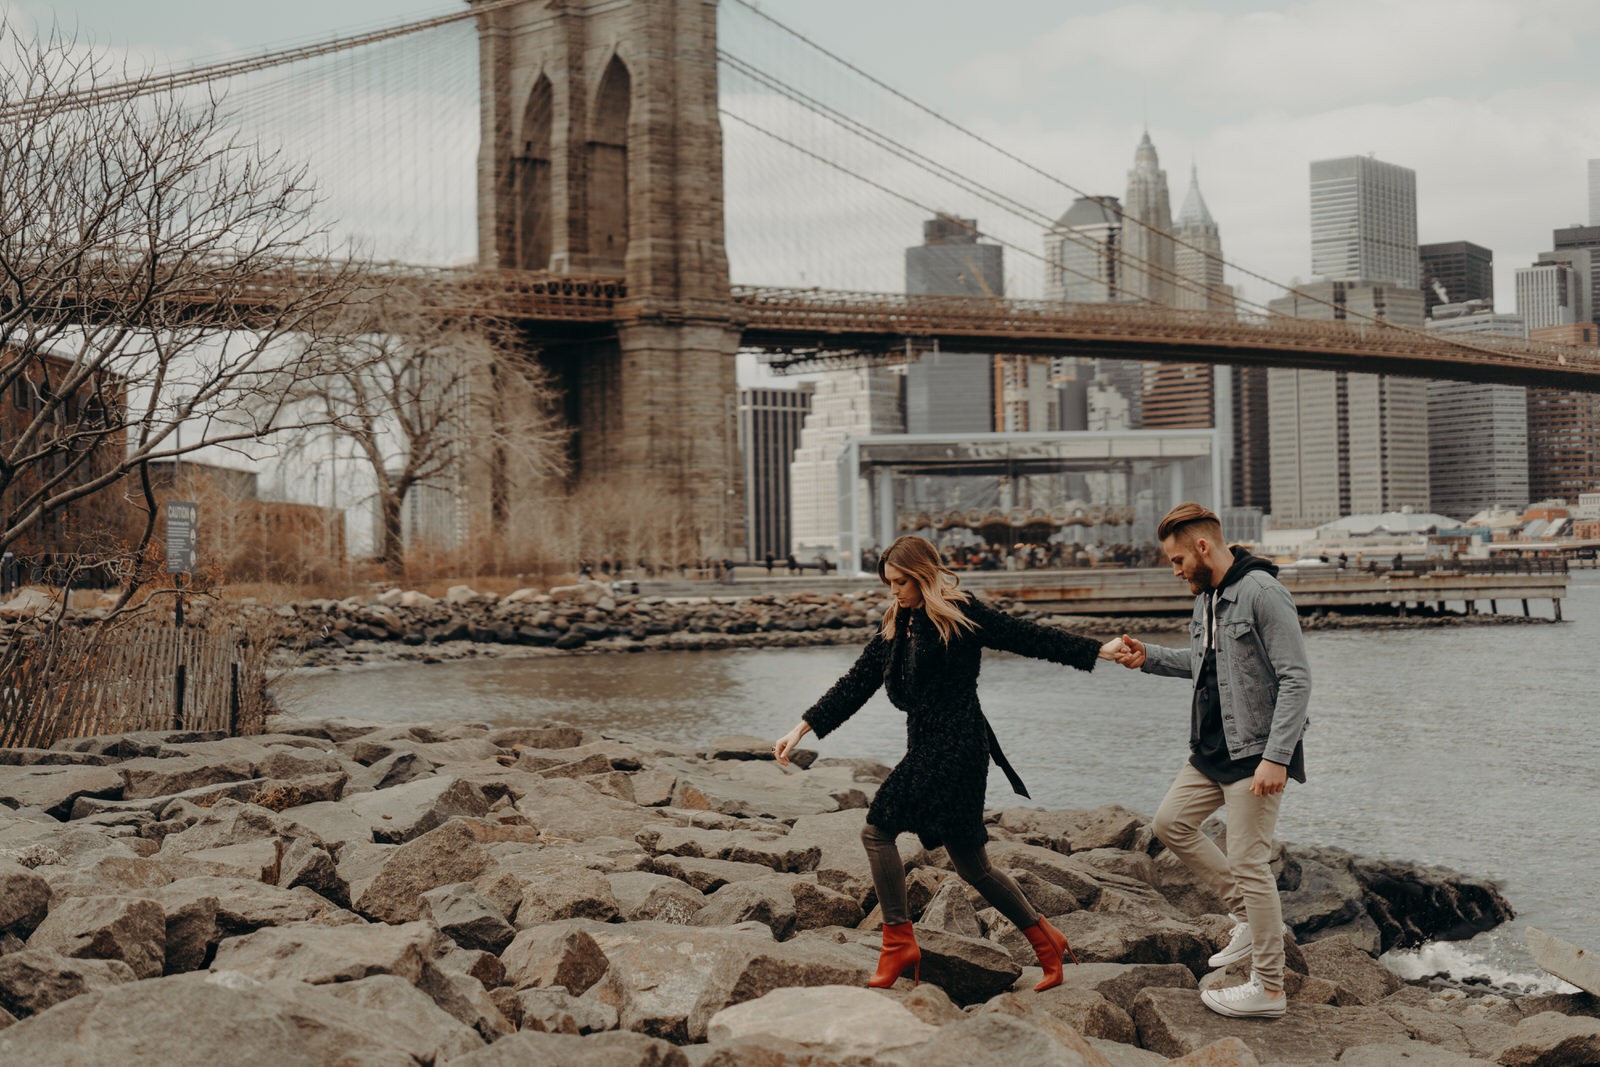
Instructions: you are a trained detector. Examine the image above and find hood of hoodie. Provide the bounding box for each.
[1213,546,1278,593]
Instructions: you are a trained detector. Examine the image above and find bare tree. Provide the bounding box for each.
[0,21,371,583]
[285,282,569,578]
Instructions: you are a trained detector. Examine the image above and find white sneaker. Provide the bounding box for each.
[1200,972,1286,1019]
[1207,920,1253,968]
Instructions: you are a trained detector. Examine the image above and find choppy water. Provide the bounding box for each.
[290,578,1600,990]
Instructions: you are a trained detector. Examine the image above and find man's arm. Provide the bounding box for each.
[1253,580,1312,766]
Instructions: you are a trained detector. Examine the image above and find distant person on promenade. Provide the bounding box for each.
[1111,502,1310,1020]
[773,535,1127,992]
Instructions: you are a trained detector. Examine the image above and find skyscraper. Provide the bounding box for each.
[1527,323,1600,505]
[1547,230,1600,326]
[903,215,997,434]
[1269,156,1429,527]
[1267,281,1429,526]
[1516,255,1587,332]
[1122,132,1175,306]
[1310,156,1420,288]
[1423,303,1528,520]
[1419,241,1493,318]
[739,385,812,561]
[1044,195,1123,303]
[788,368,902,564]
[1173,164,1228,312]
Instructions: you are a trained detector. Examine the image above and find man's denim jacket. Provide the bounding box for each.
[1140,570,1311,767]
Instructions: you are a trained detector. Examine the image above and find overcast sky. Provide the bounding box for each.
[15,0,1600,312]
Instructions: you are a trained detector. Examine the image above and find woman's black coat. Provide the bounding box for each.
[801,595,1101,851]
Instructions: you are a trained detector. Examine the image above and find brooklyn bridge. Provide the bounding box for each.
[14,0,1600,554]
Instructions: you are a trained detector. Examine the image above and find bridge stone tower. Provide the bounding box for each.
[470,0,742,556]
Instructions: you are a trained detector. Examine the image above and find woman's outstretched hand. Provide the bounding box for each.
[1098,637,1125,661]
[773,721,811,766]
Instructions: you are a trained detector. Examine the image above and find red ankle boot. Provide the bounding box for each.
[1022,917,1078,991]
[868,921,921,988]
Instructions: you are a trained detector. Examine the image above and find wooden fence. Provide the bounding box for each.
[0,619,271,749]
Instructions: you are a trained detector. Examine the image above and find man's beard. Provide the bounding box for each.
[1188,559,1217,595]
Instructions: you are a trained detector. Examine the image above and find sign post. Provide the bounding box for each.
[165,502,198,728]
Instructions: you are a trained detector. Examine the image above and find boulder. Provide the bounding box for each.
[0,947,136,1018]
[1040,961,1199,1013]
[0,859,50,936]
[1299,933,1404,1005]
[419,882,515,953]
[118,755,258,801]
[321,974,485,1062]
[1337,1042,1484,1066]
[0,970,455,1065]
[346,775,493,843]
[501,925,611,996]
[919,879,983,939]
[515,865,621,926]
[26,894,165,979]
[354,819,494,923]
[209,918,437,985]
[642,825,821,874]
[586,921,871,1042]
[690,880,798,939]
[829,924,1022,1005]
[0,765,123,819]
[515,776,665,843]
[895,1010,1110,1067]
[155,890,218,974]
[629,770,677,808]
[1527,927,1600,998]
[153,876,359,940]
[1052,910,1214,974]
[653,854,778,894]
[448,1030,691,1066]
[607,871,708,924]
[1494,1011,1600,1067]
[515,986,620,1035]
[994,804,1147,853]
[705,984,938,1060]
[790,879,864,932]
[1131,986,1410,1061]
[1280,854,1367,936]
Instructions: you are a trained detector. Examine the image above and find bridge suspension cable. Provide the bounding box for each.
[720,48,1241,315]
[0,0,525,124]
[721,0,1523,364]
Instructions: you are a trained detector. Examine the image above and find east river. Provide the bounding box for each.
[290,575,1600,990]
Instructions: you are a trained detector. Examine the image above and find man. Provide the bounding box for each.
[1114,502,1310,1019]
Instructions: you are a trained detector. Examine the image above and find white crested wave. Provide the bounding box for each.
[1382,936,1579,995]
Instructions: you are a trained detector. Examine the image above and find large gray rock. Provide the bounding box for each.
[1131,986,1410,1061]
[652,854,778,894]
[346,774,493,843]
[321,973,485,1061]
[994,804,1147,854]
[983,841,1103,908]
[1004,983,1137,1044]
[515,986,620,1035]
[515,776,666,843]
[37,853,170,905]
[704,984,938,1060]
[1378,1000,1512,1059]
[826,925,1022,1005]
[586,921,871,1042]
[420,881,515,953]
[515,865,621,926]
[782,809,920,904]
[1038,961,1199,1013]
[607,871,707,924]
[919,880,983,939]
[0,947,136,1018]
[790,878,864,932]
[1527,927,1600,998]
[641,826,821,874]
[210,919,438,985]
[1280,854,1367,936]
[27,894,165,979]
[501,924,610,996]
[154,890,218,974]
[0,970,459,1065]
[0,859,50,936]
[1299,933,1403,1005]
[449,1030,690,1066]
[354,818,494,923]
[118,755,257,800]
[1053,910,1214,974]
[155,798,327,857]
[898,1010,1110,1067]
[0,764,123,819]
[1495,1011,1600,1067]
[154,876,359,939]
[690,880,797,939]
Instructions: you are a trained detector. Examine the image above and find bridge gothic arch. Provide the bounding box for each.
[512,74,553,271]
[586,53,631,275]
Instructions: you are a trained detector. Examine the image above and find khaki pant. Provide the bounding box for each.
[1153,761,1287,991]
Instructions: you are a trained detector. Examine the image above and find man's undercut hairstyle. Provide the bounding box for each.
[1158,502,1223,547]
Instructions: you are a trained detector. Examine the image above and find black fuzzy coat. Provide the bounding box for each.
[801,595,1101,851]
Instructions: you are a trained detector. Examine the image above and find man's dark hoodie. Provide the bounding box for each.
[1189,548,1304,784]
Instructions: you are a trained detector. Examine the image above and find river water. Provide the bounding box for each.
[290,576,1599,990]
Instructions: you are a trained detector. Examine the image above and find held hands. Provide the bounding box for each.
[773,721,810,766]
[1112,634,1146,669]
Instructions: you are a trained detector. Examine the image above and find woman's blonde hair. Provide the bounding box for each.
[877,535,976,644]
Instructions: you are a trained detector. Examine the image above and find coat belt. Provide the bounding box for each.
[983,716,1029,799]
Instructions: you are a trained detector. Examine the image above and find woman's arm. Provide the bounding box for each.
[794,633,889,742]
[965,596,1105,671]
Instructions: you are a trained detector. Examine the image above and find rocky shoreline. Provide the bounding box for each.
[2,715,1595,1065]
[261,580,1555,672]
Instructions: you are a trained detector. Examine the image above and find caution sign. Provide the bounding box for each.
[166,501,199,574]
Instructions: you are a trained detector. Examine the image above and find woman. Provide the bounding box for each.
[774,535,1125,991]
